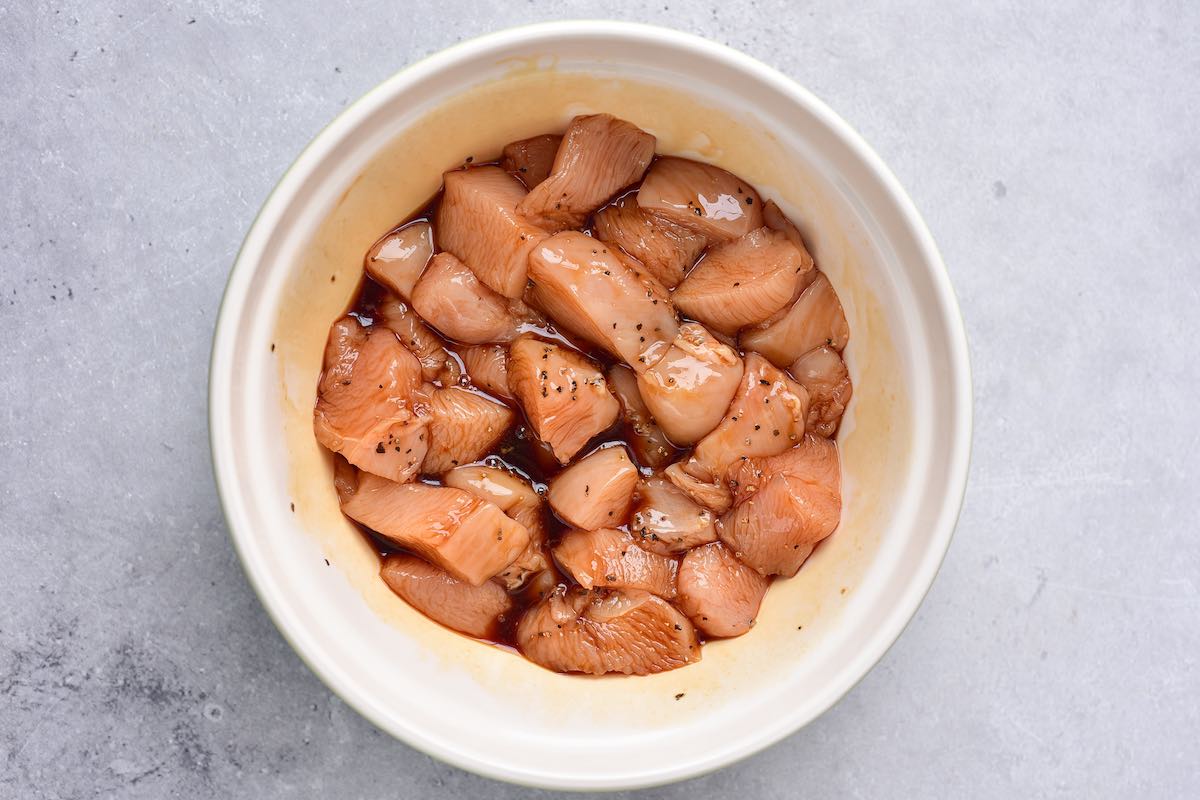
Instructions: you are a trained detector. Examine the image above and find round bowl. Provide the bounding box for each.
[209,21,971,791]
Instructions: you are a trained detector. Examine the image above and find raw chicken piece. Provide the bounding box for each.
[719,435,841,577]
[410,252,524,345]
[740,273,849,366]
[506,334,619,463]
[663,461,734,516]
[459,344,513,400]
[761,200,819,294]
[637,157,762,243]
[332,453,358,506]
[422,386,514,473]
[375,294,462,384]
[636,323,743,445]
[672,227,813,335]
[517,114,655,231]
[630,475,718,556]
[342,473,531,585]
[500,134,562,189]
[790,346,853,438]
[675,542,769,638]
[313,316,429,483]
[444,464,549,590]
[605,364,679,469]
[553,527,678,598]
[518,586,699,675]
[527,231,678,370]
[436,166,548,298]
[365,221,434,300]
[593,193,707,289]
[547,446,638,530]
[380,553,514,639]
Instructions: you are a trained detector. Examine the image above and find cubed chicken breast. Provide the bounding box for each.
[790,346,853,438]
[553,527,678,599]
[458,344,513,400]
[422,386,514,473]
[380,553,514,639]
[636,323,744,445]
[663,461,735,516]
[606,364,679,469]
[675,542,770,638]
[527,231,678,370]
[436,166,548,298]
[637,156,763,243]
[592,193,707,289]
[673,227,813,335]
[517,586,699,675]
[718,434,841,577]
[500,133,562,189]
[375,294,462,385]
[517,114,655,231]
[739,273,850,366]
[506,334,620,463]
[630,475,718,556]
[313,316,430,483]
[444,464,549,590]
[547,446,638,530]
[761,200,818,291]
[410,252,526,345]
[365,221,434,300]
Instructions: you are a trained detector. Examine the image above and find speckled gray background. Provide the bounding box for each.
[2,2,1198,798]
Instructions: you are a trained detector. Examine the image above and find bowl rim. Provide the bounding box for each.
[209,19,972,790]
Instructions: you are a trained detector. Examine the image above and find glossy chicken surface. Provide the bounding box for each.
[312,115,852,675]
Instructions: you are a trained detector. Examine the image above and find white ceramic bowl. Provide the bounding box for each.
[210,21,970,791]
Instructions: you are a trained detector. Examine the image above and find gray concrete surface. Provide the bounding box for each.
[2,2,1198,797]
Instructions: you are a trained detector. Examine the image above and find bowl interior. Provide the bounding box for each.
[211,24,966,791]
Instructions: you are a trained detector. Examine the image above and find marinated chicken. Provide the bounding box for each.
[314,116,851,675]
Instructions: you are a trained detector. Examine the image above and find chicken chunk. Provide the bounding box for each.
[553,527,678,599]
[380,553,514,639]
[636,323,743,445]
[444,464,549,590]
[506,335,619,463]
[436,166,548,298]
[517,114,655,231]
[630,475,718,556]
[458,344,512,400]
[517,586,699,675]
[410,252,525,345]
[313,316,429,483]
[740,273,850,366]
[663,462,735,516]
[636,156,762,243]
[501,133,562,189]
[605,364,679,469]
[676,542,769,638]
[374,294,461,384]
[342,473,531,586]
[527,231,678,370]
[592,193,706,289]
[790,346,853,438]
[761,200,818,292]
[547,446,638,530]
[422,386,514,473]
[719,435,841,577]
[365,221,434,300]
[673,227,813,335]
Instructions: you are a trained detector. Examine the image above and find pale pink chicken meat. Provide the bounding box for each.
[672,227,813,335]
[444,464,549,590]
[740,273,850,367]
[790,346,853,438]
[630,475,718,556]
[506,334,620,463]
[547,446,638,531]
[517,114,655,231]
[381,553,514,639]
[501,133,562,189]
[365,221,434,300]
[761,200,819,294]
[342,473,531,586]
[313,316,429,483]
[675,541,769,638]
[605,364,679,469]
[517,586,700,675]
[410,252,527,345]
[458,344,513,400]
[527,231,678,370]
[375,294,462,385]
[719,434,841,577]
[637,157,763,243]
[436,165,548,298]
[553,527,678,599]
[421,386,514,473]
[592,193,706,289]
[332,453,358,506]
[636,323,743,445]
